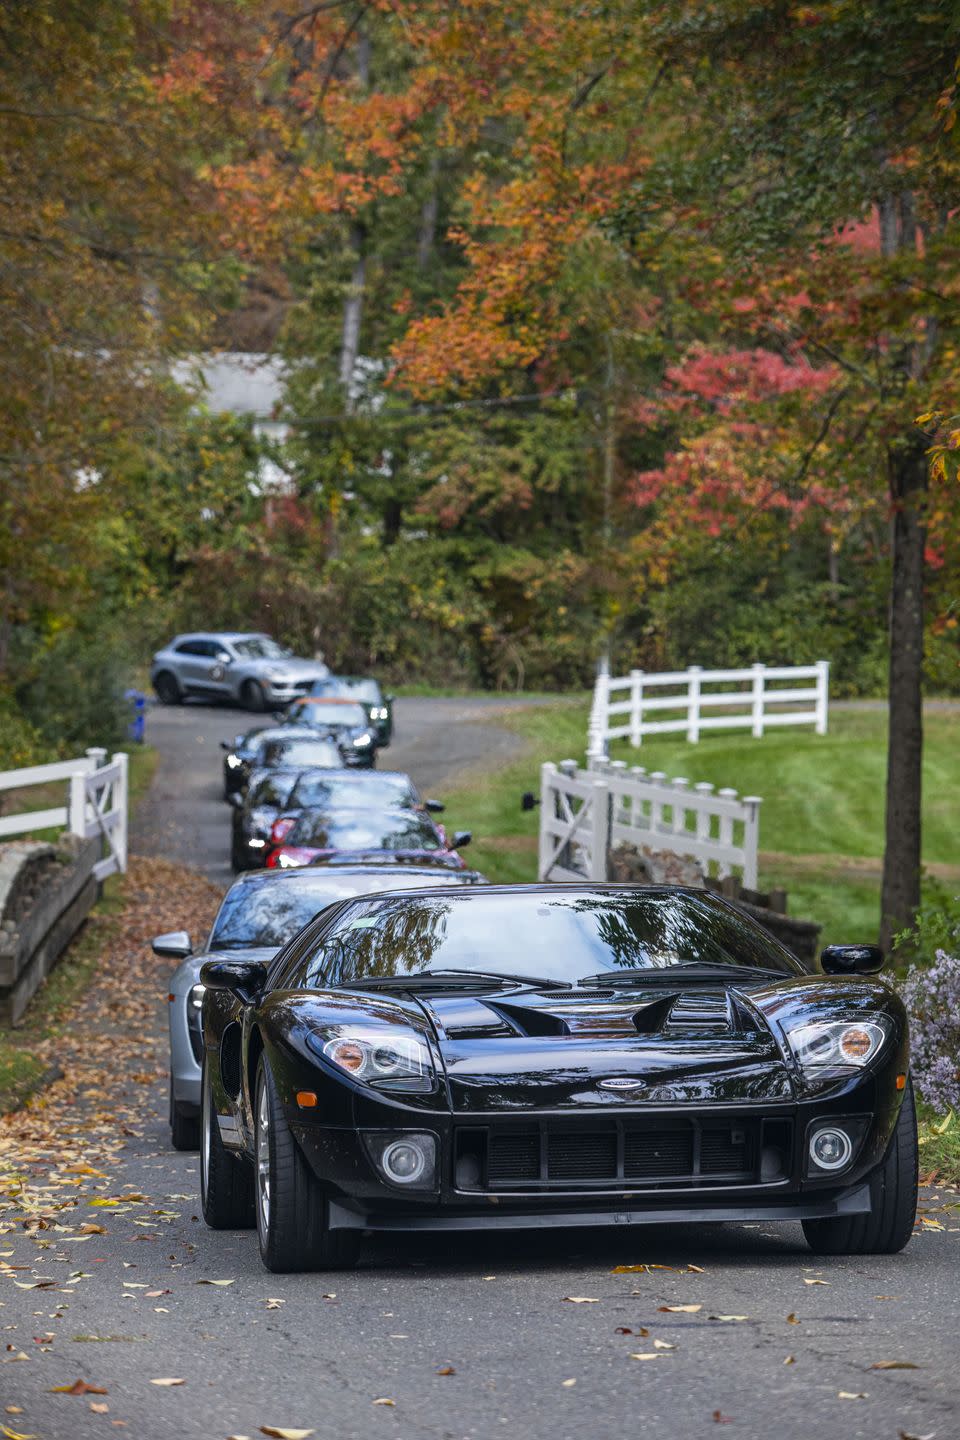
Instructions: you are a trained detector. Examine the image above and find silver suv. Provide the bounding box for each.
[151,632,329,712]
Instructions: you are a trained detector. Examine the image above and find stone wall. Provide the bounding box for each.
[0,836,99,1025]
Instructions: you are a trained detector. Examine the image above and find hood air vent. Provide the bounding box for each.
[665,990,733,1032]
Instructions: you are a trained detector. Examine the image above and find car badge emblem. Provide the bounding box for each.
[599,1077,645,1091]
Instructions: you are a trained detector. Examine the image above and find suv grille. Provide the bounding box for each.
[466,1116,783,1191]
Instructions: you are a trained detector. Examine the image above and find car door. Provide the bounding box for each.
[173,639,216,693]
[184,638,233,698]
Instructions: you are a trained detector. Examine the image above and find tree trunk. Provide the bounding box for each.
[879,433,927,950]
[338,222,365,403]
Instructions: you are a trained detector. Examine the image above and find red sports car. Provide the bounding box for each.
[266,807,473,869]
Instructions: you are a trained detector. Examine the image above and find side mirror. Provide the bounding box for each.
[152,930,192,960]
[820,944,885,976]
[452,830,472,849]
[220,740,231,752]
[425,799,445,813]
[385,694,395,703]
[520,791,539,812]
[199,958,268,1002]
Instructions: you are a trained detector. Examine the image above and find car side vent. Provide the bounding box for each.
[491,1002,571,1038]
[666,991,733,1032]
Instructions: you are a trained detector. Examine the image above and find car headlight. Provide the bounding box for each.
[277,852,305,868]
[372,707,388,721]
[189,982,206,1010]
[352,732,373,747]
[225,754,242,769]
[306,1026,435,1093]
[783,1017,892,1075]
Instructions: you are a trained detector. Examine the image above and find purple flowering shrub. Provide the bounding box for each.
[901,949,960,1114]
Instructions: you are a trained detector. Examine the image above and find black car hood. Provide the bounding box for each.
[418,979,797,1112]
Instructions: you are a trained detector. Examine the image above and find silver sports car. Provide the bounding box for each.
[154,864,488,1149]
[150,632,329,711]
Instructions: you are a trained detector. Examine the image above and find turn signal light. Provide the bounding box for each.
[896,1073,906,1091]
[296,1091,318,1108]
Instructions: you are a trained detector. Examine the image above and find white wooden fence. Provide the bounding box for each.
[588,659,829,758]
[0,749,128,881]
[539,759,761,888]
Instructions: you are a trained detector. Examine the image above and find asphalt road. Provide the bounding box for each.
[5,697,960,1440]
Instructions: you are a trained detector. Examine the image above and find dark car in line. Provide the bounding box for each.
[309,675,394,746]
[266,808,472,870]
[221,726,343,799]
[268,770,445,850]
[156,864,489,1150]
[198,883,916,1272]
[282,698,378,767]
[221,725,274,800]
[231,771,302,872]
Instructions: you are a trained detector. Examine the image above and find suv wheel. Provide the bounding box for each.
[241,679,268,713]
[154,671,182,705]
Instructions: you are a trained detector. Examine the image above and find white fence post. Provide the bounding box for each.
[687,666,702,743]
[742,796,762,888]
[751,663,765,739]
[815,659,830,735]
[538,762,557,881]
[589,776,609,881]
[629,669,644,747]
[69,772,87,838]
[114,751,129,873]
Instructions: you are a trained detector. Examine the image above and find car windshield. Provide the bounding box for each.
[305,889,802,987]
[261,739,342,768]
[247,774,297,809]
[311,678,381,704]
[288,810,442,852]
[232,636,287,660]
[287,701,368,729]
[286,772,419,811]
[209,878,357,949]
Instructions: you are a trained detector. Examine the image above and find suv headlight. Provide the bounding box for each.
[305,1026,435,1093]
[189,982,206,1011]
[783,1017,892,1076]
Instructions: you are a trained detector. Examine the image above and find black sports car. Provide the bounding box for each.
[198,883,916,1273]
[230,770,301,872]
[283,698,378,767]
[221,727,344,798]
[309,675,393,746]
[267,769,445,849]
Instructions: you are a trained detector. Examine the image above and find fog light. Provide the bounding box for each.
[363,1132,437,1190]
[809,1126,853,1171]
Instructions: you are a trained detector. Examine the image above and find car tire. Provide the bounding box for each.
[154,671,182,706]
[802,1080,918,1256]
[254,1056,360,1273]
[241,679,268,713]
[200,1055,255,1229]
[169,1076,200,1151]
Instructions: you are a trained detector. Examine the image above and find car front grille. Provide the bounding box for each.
[463,1116,784,1191]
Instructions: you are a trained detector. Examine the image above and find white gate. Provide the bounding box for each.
[0,749,128,880]
[538,759,760,887]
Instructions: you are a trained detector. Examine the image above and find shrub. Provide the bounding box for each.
[901,950,960,1115]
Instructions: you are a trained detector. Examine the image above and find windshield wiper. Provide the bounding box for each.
[339,968,572,991]
[578,963,782,987]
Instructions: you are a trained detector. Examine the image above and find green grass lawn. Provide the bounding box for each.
[441,702,959,947]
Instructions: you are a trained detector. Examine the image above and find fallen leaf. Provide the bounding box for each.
[687,1264,705,1273]
[436,1366,455,1376]
[149,1378,184,1387]
[144,1290,170,1298]
[50,1380,108,1396]
[803,1278,829,1286]
[658,1304,701,1314]
[263,1299,285,1310]
[78,1225,107,1236]
[653,1340,676,1350]
[260,1430,316,1439]
[196,1279,234,1287]
[712,1412,733,1425]
[838,1392,867,1400]
[371,1399,395,1407]
[90,1402,109,1414]
[630,1353,668,1361]
[2,1353,29,1363]
[561,1378,576,1387]
[1,1426,38,1440]
[611,1265,647,1274]
[786,1313,799,1324]
[870,1361,920,1371]
[562,1296,600,1304]
[709,1315,749,1323]
[898,1431,936,1440]
[784,1355,796,1365]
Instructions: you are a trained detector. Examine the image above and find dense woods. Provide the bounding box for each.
[2,0,959,938]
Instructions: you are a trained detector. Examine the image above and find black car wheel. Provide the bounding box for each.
[254,1056,360,1273]
[241,679,268,713]
[200,1056,255,1229]
[802,1080,918,1255]
[154,671,182,706]
[169,1075,200,1152]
